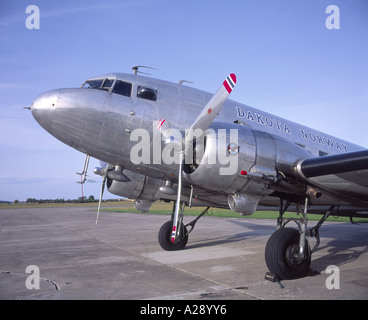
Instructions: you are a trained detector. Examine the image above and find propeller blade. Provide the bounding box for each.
[95,174,107,226]
[189,73,236,134]
[156,118,182,146]
[184,74,236,156]
[172,74,237,241]
[171,152,184,243]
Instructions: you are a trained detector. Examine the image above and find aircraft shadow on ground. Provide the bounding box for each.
[186,219,276,249]
[185,219,368,273]
[310,224,368,273]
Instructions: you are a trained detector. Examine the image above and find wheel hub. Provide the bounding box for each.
[285,243,303,267]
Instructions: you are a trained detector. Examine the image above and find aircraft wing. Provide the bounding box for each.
[295,149,368,206]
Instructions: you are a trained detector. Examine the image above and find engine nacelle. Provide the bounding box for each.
[183,122,312,215]
[106,169,172,212]
[97,166,215,211]
[107,169,162,201]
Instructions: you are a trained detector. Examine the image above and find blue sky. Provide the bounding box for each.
[0,0,367,201]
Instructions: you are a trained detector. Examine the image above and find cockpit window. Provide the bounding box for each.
[112,80,132,97]
[137,86,157,101]
[83,78,132,97]
[82,78,113,91]
[83,79,104,89]
[101,79,114,91]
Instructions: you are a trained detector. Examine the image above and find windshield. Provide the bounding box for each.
[82,78,114,91]
[82,78,132,97]
[101,79,114,91]
[82,79,104,89]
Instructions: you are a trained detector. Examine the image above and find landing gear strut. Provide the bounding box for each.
[158,204,210,251]
[265,197,334,280]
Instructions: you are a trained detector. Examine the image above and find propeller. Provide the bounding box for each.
[169,73,237,242]
[93,162,131,225]
[93,161,111,226]
[95,170,107,226]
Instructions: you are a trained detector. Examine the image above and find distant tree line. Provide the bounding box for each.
[24,196,97,204]
[10,196,124,204]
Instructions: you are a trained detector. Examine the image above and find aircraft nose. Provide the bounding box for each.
[31,89,59,130]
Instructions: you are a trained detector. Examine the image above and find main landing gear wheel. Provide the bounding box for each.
[158,220,188,251]
[265,228,311,280]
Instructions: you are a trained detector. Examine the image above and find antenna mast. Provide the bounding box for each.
[132,65,157,75]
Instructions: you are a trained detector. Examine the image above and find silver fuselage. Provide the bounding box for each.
[31,73,367,212]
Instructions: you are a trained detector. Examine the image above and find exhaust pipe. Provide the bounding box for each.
[228,194,260,216]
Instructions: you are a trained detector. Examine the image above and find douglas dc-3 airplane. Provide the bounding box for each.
[30,66,368,280]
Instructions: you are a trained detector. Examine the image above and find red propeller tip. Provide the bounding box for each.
[230,73,236,84]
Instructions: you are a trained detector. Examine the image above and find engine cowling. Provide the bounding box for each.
[106,169,168,212]
[183,122,312,215]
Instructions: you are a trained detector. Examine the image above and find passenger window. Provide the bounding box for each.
[137,86,157,101]
[112,80,132,97]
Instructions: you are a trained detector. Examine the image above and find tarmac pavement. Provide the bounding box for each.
[0,206,367,300]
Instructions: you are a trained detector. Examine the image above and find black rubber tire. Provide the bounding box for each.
[265,228,311,280]
[158,220,188,251]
